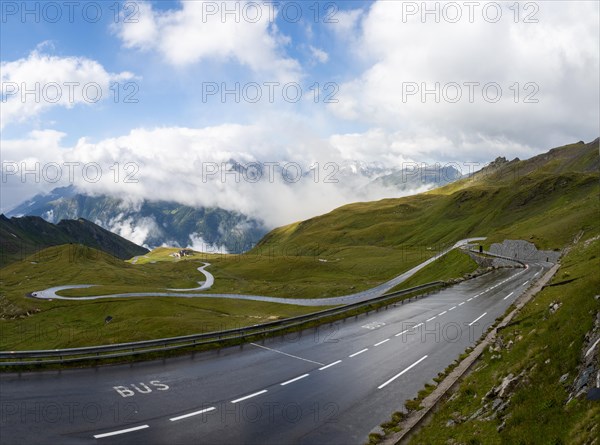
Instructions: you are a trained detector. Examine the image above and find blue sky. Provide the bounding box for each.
[1,1,370,143]
[1,1,599,223]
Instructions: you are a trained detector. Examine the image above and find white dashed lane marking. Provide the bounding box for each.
[231,389,268,404]
[468,312,487,326]
[374,339,390,347]
[319,360,341,370]
[170,407,215,422]
[349,348,368,358]
[281,374,309,386]
[378,355,428,389]
[94,425,150,439]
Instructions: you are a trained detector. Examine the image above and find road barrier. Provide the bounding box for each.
[1,281,443,367]
[465,248,527,267]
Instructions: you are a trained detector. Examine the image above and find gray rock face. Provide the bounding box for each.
[489,240,561,263]
[567,311,600,402]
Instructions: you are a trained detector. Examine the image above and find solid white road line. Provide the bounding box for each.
[378,355,428,389]
[438,311,447,316]
[93,425,149,439]
[374,339,390,347]
[319,360,342,370]
[349,348,368,358]
[281,374,310,386]
[503,292,514,300]
[231,389,268,404]
[250,343,324,366]
[469,312,487,326]
[426,316,436,322]
[395,330,408,337]
[449,306,457,311]
[170,407,216,422]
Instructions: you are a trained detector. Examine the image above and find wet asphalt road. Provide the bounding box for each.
[0,261,549,445]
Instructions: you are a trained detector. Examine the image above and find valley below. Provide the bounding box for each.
[1,139,599,445]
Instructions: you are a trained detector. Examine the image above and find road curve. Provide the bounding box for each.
[1,259,550,445]
[29,238,486,307]
[165,263,215,291]
[30,263,216,300]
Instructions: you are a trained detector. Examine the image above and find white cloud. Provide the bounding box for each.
[309,45,329,64]
[1,123,464,227]
[0,50,134,129]
[327,8,364,40]
[113,0,301,82]
[189,233,229,254]
[328,1,600,151]
[115,2,158,51]
[106,214,161,247]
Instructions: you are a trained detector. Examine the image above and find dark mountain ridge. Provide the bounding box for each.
[0,215,148,267]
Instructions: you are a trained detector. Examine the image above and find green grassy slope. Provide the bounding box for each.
[1,139,597,350]
[408,234,600,445]
[256,140,598,254]
[0,245,321,349]
[216,139,598,299]
[388,249,479,292]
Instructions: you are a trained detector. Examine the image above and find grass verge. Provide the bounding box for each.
[405,234,600,445]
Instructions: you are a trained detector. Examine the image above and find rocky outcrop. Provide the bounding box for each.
[566,308,600,402]
[489,239,561,263]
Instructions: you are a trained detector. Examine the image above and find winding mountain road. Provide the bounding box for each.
[1,253,551,445]
[29,238,485,307]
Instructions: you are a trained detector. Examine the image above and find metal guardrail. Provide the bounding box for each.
[465,248,527,267]
[0,281,444,367]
